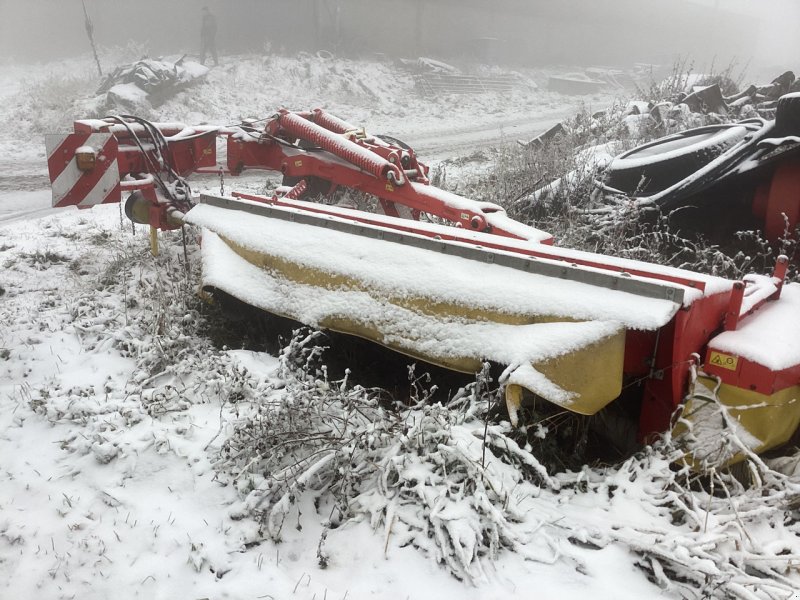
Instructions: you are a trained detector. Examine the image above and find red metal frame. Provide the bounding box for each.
[751,156,800,241]
[48,111,798,442]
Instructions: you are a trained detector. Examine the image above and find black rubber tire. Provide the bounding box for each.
[774,92,800,137]
[603,124,750,196]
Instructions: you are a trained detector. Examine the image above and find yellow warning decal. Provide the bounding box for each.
[709,351,739,371]
[461,212,469,220]
[385,183,394,192]
[294,160,303,167]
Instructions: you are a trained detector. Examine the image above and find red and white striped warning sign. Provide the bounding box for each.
[45,133,121,208]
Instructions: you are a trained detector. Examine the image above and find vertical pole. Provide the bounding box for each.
[150,226,159,256]
[82,0,103,77]
[334,2,341,50]
[723,281,745,331]
[772,254,789,298]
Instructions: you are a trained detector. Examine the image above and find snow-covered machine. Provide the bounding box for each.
[602,93,800,243]
[44,109,800,466]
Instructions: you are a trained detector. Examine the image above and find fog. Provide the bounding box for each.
[0,0,797,77]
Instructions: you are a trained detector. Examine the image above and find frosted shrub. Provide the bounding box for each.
[217,335,558,582]
[11,70,97,134]
[212,329,800,594]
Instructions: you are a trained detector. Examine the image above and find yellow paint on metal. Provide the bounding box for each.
[222,236,569,327]
[149,226,159,256]
[505,385,524,426]
[221,236,628,413]
[708,351,739,371]
[680,374,800,466]
[318,314,483,373]
[505,329,626,418]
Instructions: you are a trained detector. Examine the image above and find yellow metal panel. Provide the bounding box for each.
[679,375,800,466]
[505,329,626,418]
[220,236,627,416]
[221,236,568,326]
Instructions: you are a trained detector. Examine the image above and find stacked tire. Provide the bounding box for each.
[603,124,750,196]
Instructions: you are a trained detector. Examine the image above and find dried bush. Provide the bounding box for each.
[217,336,561,583]
[210,330,800,594]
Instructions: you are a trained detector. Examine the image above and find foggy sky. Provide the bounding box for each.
[0,0,797,77]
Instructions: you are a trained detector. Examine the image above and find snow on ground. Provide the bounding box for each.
[0,50,613,199]
[0,207,657,600]
[2,51,800,599]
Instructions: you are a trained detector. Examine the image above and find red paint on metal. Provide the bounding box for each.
[622,329,659,377]
[277,110,404,184]
[378,198,401,218]
[724,281,746,331]
[224,137,533,242]
[638,289,732,439]
[101,182,122,205]
[48,133,94,182]
[704,346,800,396]
[751,180,769,219]
[763,157,800,241]
[773,255,789,299]
[49,134,121,207]
[49,112,800,446]
[310,108,357,134]
[283,180,308,200]
[170,131,219,175]
[55,166,113,207]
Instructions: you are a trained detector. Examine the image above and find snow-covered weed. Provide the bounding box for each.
[9,70,97,135]
[2,43,159,136]
[212,328,800,593]
[466,80,800,281]
[637,56,747,105]
[24,223,226,444]
[216,337,559,583]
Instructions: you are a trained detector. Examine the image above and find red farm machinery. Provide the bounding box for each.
[45,103,800,466]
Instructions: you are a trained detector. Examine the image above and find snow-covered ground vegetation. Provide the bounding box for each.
[2,50,800,599]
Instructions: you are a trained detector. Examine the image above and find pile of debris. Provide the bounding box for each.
[93,55,209,112]
[640,70,799,126]
[525,70,800,243]
[526,70,799,145]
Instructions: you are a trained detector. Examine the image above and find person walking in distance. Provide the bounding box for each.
[200,6,219,67]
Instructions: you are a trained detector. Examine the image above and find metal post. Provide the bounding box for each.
[149,226,159,256]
